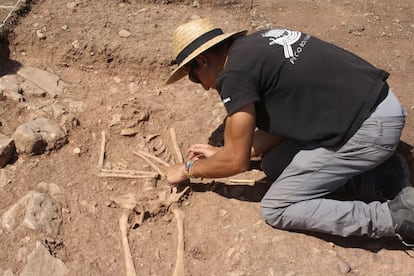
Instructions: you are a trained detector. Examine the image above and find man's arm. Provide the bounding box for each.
[190,102,256,178]
[165,102,256,185]
[251,129,284,157]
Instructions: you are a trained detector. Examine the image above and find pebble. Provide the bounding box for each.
[36,30,46,39]
[73,147,81,155]
[66,2,78,9]
[118,29,132,38]
[338,258,352,273]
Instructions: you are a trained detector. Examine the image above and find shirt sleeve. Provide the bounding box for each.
[216,70,260,115]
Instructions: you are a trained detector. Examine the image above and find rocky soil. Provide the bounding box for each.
[0,0,413,275]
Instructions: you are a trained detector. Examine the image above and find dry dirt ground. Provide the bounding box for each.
[1,0,414,275]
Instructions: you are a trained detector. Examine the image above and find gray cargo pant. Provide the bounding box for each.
[260,89,407,238]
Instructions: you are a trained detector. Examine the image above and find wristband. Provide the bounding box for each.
[183,160,197,179]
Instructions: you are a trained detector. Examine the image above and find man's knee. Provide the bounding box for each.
[260,200,285,227]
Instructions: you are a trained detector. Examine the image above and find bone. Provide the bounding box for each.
[229,179,255,184]
[98,171,158,179]
[228,179,267,184]
[169,127,183,163]
[115,193,138,276]
[98,131,106,169]
[100,168,159,177]
[132,150,166,176]
[163,186,190,207]
[172,207,185,276]
[120,210,137,276]
[133,149,170,167]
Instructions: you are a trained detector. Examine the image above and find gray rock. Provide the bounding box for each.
[62,98,85,113]
[12,118,67,155]
[1,191,62,235]
[0,133,14,168]
[0,74,19,93]
[20,80,47,97]
[2,90,24,102]
[17,66,66,98]
[22,191,62,235]
[21,241,69,276]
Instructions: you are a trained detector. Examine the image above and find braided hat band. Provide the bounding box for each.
[166,18,247,85]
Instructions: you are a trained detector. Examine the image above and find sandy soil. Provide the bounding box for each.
[1,0,414,275]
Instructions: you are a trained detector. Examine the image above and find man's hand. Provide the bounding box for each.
[187,144,219,160]
[165,163,187,186]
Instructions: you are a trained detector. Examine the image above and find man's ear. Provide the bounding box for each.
[195,54,208,67]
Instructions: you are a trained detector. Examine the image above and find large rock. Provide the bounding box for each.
[0,133,14,168]
[17,66,66,98]
[12,118,67,155]
[21,241,69,276]
[1,190,62,235]
[0,74,19,93]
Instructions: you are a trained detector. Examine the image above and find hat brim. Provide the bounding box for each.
[165,30,247,85]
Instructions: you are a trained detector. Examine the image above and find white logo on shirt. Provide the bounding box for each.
[223,97,231,104]
[262,29,302,58]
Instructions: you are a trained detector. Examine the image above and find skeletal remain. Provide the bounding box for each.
[114,193,138,276]
[228,179,267,184]
[172,207,185,276]
[110,187,190,276]
[134,149,171,167]
[120,210,137,276]
[98,171,159,179]
[133,150,166,176]
[145,134,173,163]
[100,168,158,178]
[169,127,183,163]
[152,137,166,156]
[164,187,190,207]
[98,131,106,169]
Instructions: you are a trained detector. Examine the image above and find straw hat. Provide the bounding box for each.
[165,18,247,85]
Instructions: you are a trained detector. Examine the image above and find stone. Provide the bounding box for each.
[22,191,62,235]
[2,89,24,101]
[0,74,19,93]
[21,241,69,276]
[36,30,46,39]
[17,66,66,97]
[20,80,47,97]
[66,2,78,9]
[0,133,15,168]
[338,258,352,274]
[1,191,62,235]
[13,118,68,155]
[62,98,85,113]
[118,29,132,38]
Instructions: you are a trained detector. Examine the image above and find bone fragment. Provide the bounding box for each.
[134,149,170,167]
[98,171,158,179]
[172,207,185,276]
[120,210,137,276]
[228,179,256,184]
[163,187,190,207]
[228,179,267,184]
[100,168,159,177]
[132,150,166,176]
[98,131,106,169]
[169,127,183,163]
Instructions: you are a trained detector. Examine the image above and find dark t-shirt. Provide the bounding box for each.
[216,29,389,148]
